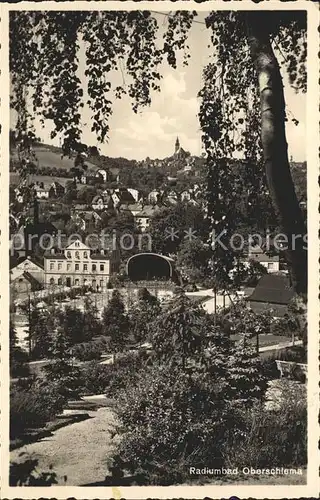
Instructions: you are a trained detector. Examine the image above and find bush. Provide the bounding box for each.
[109,363,242,485]
[10,383,65,438]
[276,345,307,363]
[260,357,280,379]
[72,337,110,361]
[260,346,307,380]
[222,381,307,468]
[80,361,113,395]
[80,350,153,396]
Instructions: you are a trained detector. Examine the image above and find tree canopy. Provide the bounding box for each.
[10,10,307,293]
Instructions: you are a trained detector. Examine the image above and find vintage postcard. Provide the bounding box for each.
[0,1,319,498]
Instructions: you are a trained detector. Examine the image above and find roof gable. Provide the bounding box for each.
[66,240,91,251]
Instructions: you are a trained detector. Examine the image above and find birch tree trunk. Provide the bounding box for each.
[246,13,307,295]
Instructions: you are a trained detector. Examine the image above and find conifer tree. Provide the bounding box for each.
[44,328,82,400]
[226,339,268,407]
[102,290,129,351]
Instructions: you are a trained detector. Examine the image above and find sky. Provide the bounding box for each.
[14,11,306,162]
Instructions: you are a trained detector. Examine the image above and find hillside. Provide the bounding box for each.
[10,142,306,204]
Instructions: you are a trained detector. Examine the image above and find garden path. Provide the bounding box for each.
[10,407,117,486]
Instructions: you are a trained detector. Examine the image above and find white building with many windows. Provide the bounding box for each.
[44,240,119,290]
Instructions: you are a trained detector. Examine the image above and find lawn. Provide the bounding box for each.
[10,172,73,188]
[11,145,97,172]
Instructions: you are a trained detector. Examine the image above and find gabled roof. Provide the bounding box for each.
[10,256,44,271]
[67,240,91,251]
[22,271,42,287]
[116,189,135,204]
[50,181,65,189]
[92,194,114,206]
[11,270,42,288]
[247,274,294,305]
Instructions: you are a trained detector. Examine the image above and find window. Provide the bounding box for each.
[58,278,62,285]
[50,262,54,270]
[58,263,62,270]
[50,278,55,285]
[75,278,79,285]
[100,264,104,272]
[75,251,80,259]
[84,251,88,259]
[67,251,71,259]
[92,264,97,272]
[267,263,273,270]
[67,263,71,271]
[84,264,88,271]
[75,263,79,271]
[75,241,80,247]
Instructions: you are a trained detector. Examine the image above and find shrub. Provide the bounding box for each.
[276,345,307,363]
[226,341,268,406]
[110,363,242,485]
[260,356,280,379]
[10,383,65,438]
[72,337,109,361]
[222,380,307,468]
[81,350,153,396]
[260,346,307,380]
[81,361,113,395]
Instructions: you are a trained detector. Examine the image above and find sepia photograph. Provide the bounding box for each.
[1,2,319,498]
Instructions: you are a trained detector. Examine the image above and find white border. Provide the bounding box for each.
[0,2,319,499]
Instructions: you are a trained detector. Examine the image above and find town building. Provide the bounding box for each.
[70,210,102,231]
[95,167,120,184]
[248,244,280,273]
[35,183,50,199]
[49,181,65,198]
[92,189,135,211]
[10,256,44,285]
[10,257,44,296]
[43,239,120,290]
[11,272,43,296]
[134,204,160,231]
[32,181,66,200]
[148,189,161,204]
[127,202,144,217]
[127,188,140,202]
[92,193,114,211]
[246,273,294,317]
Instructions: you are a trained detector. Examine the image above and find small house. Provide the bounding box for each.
[246,274,294,317]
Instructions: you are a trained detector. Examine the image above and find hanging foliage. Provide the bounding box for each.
[9,10,307,293]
